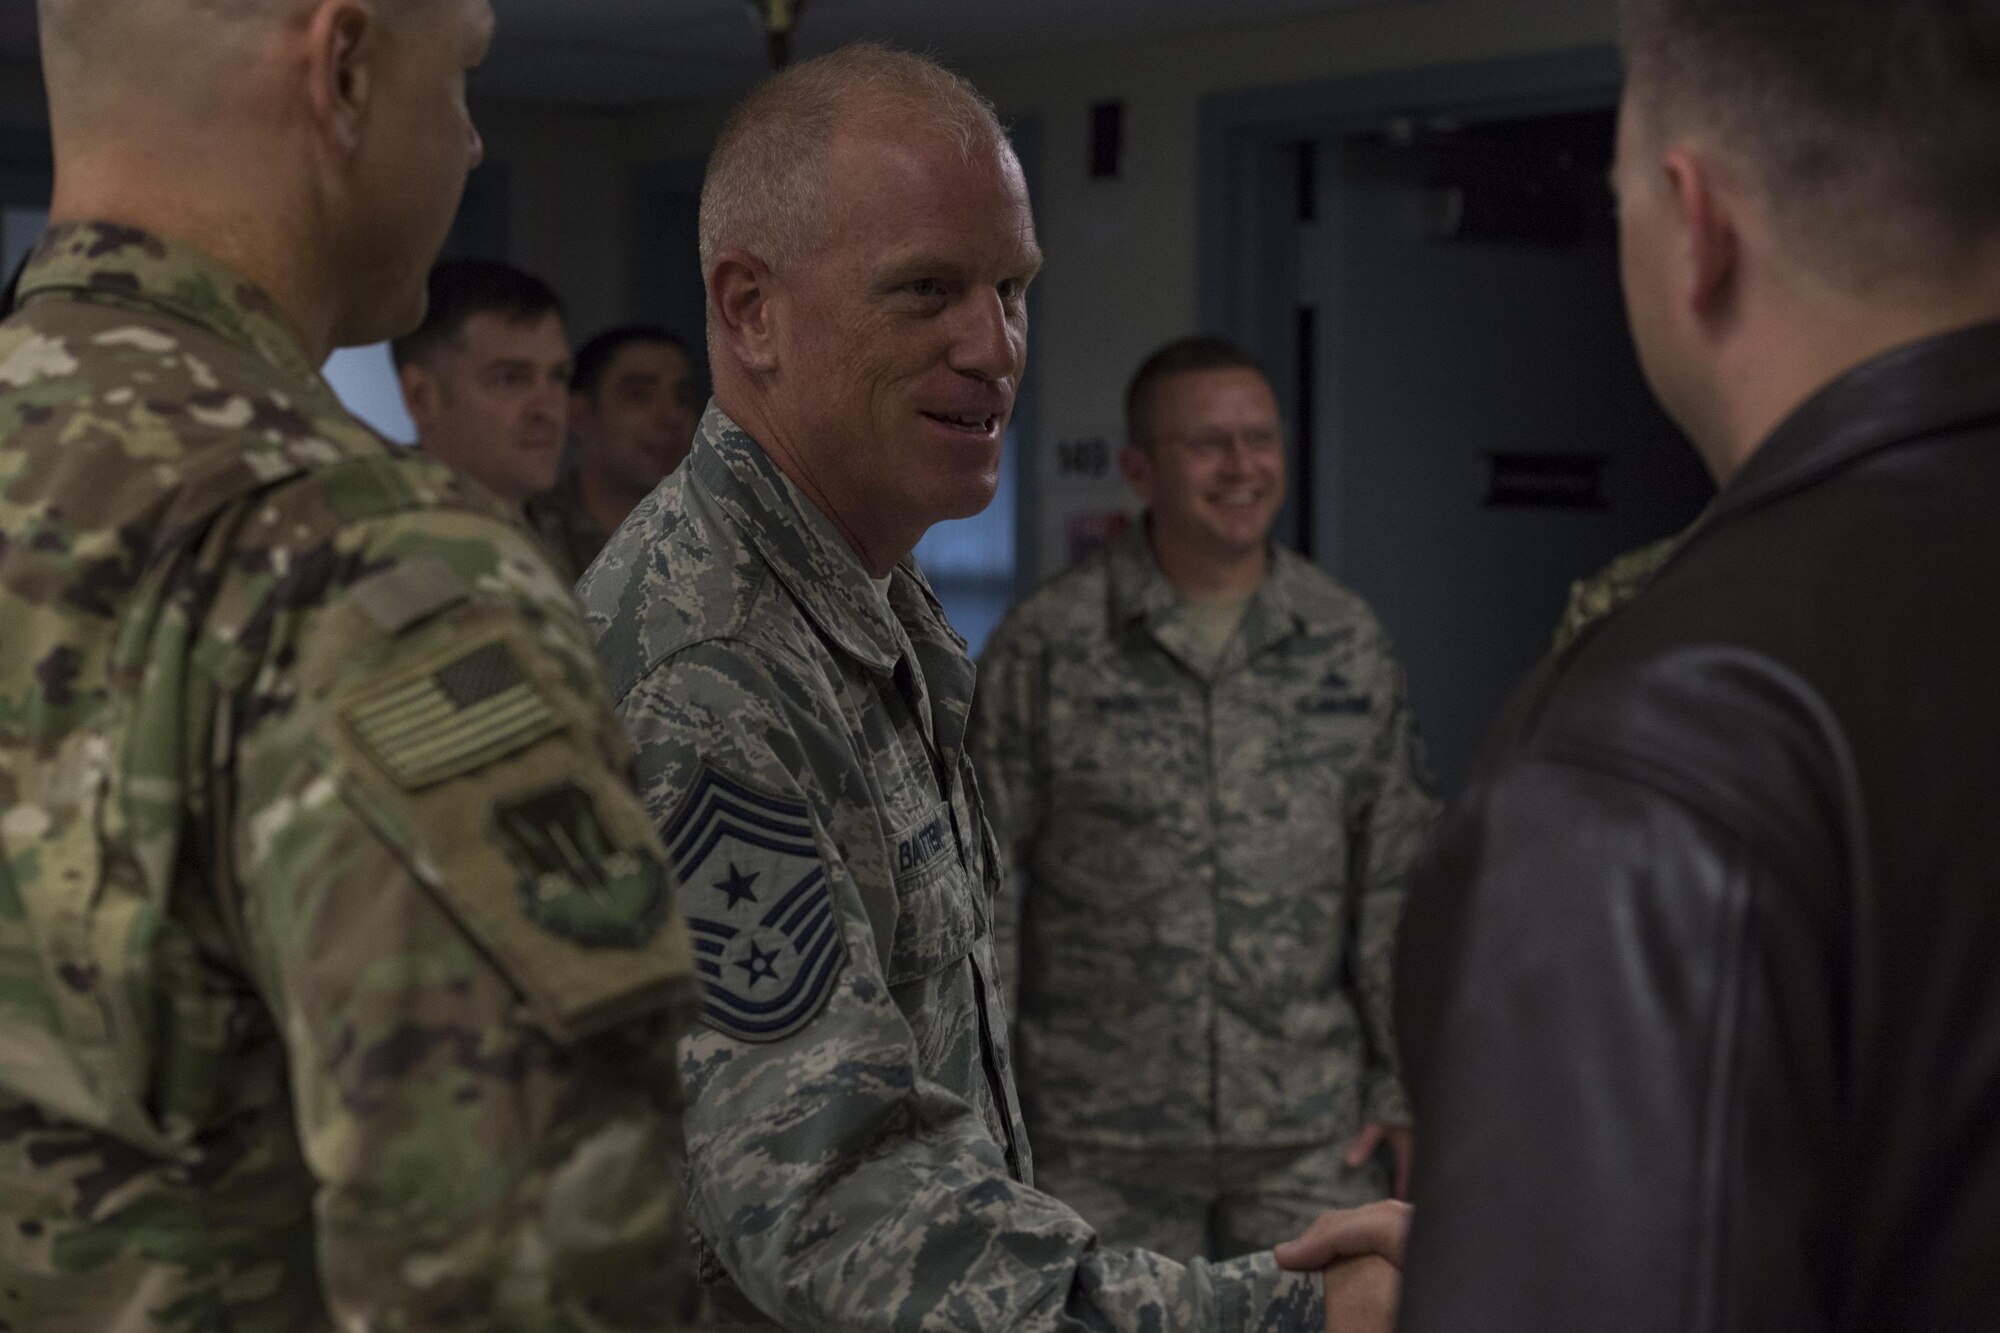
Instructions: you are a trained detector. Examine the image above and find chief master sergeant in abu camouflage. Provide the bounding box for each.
[581,43,1405,1333]
[969,337,1438,1260]
[0,1,701,1328]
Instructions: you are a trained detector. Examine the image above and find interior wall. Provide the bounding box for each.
[0,56,50,215]
[0,57,46,138]
[1312,125,1710,792]
[469,99,655,342]
[960,0,1623,580]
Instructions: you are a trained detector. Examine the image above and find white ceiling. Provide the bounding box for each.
[2,1,1391,108]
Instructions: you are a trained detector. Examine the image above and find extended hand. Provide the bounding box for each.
[1320,1255,1400,1333]
[1274,1199,1413,1271]
[1345,1122,1415,1199]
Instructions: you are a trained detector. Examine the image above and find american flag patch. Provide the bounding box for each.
[344,640,563,788]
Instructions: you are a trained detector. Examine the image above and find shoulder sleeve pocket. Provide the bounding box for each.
[324,623,696,1044]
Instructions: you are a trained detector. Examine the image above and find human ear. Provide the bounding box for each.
[304,0,375,154]
[399,362,440,428]
[1662,147,1741,330]
[1118,442,1155,505]
[709,252,780,374]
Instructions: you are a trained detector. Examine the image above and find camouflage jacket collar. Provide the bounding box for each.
[16,222,321,388]
[1107,520,1330,663]
[688,404,916,677]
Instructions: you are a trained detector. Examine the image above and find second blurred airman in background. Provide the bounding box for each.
[530,325,703,578]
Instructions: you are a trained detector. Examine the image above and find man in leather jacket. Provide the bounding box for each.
[1390,2,2000,1329]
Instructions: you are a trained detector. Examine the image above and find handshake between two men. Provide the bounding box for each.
[1278,1200,1413,1333]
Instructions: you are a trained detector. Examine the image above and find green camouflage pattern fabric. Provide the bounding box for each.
[1550,516,1710,656]
[0,223,701,1332]
[525,470,611,588]
[579,405,1325,1333]
[970,529,1438,1155]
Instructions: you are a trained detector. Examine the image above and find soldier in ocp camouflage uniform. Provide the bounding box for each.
[0,1,701,1328]
[582,45,1405,1333]
[970,338,1437,1261]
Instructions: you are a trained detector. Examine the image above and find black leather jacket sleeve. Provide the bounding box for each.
[1394,649,1854,1333]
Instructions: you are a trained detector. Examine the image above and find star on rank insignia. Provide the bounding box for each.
[665,765,846,1043]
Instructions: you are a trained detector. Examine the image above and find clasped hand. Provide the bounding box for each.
[1274,1199,1412,1333]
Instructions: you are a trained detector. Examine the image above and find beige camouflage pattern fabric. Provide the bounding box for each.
[0,223,701,1332]
[526,470,611,588]
[970,529,1437,1162]
[579,405,1325,1333]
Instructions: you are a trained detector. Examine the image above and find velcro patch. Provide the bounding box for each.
[666,766,845,1044]
[497,783,674,949]
[343,639,563,788]
[348,557,469,635]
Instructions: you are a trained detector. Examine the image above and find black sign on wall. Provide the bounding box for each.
[1485,452,1609,509]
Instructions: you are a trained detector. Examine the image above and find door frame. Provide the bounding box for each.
[1194,47,1622,556]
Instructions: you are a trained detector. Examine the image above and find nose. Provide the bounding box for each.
[1219,434,1255,474]
[467,118,486,169]
[530,379,565,423]
[947,289,1020,383]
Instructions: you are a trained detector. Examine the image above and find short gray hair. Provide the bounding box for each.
[698,44,1008,278]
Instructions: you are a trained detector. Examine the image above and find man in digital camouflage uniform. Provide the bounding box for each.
[581,43,1406,1333]
[969,337,1436,1261]
[0,1,701,1328]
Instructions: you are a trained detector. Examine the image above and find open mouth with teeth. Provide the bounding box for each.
[924,411,1000,434]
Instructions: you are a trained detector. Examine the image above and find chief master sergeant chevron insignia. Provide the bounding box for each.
[666,765,847,1043]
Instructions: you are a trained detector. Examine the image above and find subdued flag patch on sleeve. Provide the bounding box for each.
[666,765,845,1043]
[343,639,564,788]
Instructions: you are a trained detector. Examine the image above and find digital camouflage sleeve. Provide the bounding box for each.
[0,223,701,1332]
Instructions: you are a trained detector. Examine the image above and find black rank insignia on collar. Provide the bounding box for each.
[667,765,846,1043]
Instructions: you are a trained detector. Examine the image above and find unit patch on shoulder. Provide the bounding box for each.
[665,765,846,1044]
[497,783,674,949]
[343,639,564,788]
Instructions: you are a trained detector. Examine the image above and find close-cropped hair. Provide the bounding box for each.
[1125,335,1267,446]
[698,43,1007,278]
[1622,0,2000,289]
[391,260,565,369]
[571,326,691,399]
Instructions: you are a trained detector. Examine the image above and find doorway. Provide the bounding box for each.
[1202,55,1712,794]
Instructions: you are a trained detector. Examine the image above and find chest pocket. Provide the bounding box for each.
[882,799,979,985]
